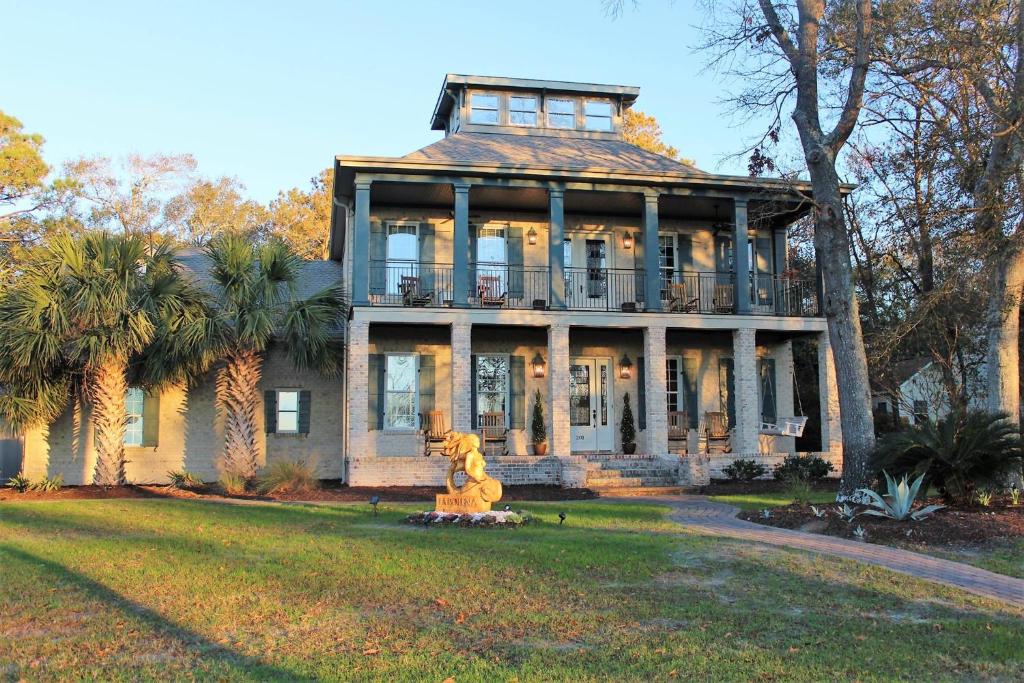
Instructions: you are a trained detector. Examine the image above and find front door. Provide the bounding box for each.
[569,357,614,452]
[566,235,611,309]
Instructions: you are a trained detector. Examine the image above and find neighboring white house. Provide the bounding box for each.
[872,357,986,426]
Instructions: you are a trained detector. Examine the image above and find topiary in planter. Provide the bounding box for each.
[531,389,547,455]
[621,392,636,454]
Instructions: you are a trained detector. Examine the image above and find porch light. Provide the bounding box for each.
[531,352,546,378]
[622,232,634,249]
[527,227,538,245]
[618,354,633,379]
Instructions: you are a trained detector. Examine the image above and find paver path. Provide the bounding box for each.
[636,494,1024,607]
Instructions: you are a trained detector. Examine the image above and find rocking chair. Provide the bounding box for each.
[703,411,732,454]
[400,276,434,307]
[479,411,509,456]
[477,275,507,308]
[421,410,450,457]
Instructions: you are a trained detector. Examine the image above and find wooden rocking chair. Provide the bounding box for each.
[421,410,450,457]
[704,411,732,454]
[479,411,509,456]
[400,276,434,307]
[666,282,699,313]
[668,411,690,451]
[713,283,735,314]
[477,275,507,308]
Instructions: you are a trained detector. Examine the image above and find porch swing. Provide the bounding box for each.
[759,367,809,437]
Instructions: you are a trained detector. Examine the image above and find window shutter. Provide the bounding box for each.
[419,354,436,414]
[368,354,385,430]
[679,234,693,271]
[719,358,735,428]
[682,358,698,429]
[633,231,645,304]
[468,226,478,300]
[509,355,526,429]
[637,355,646,430]
[419,222,435,292]
[264,390,277,434]
[369,221,386,295]
[298,390,312,434]
[759,358,777,423]
[507,227,524,298]
[142,391,160,447]
[470,354,478,429]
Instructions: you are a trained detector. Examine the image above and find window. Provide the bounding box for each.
[658,234,677,298]
[277,390,299,433]
[666,357,680,413]
[386,222,418,295]
[476,355,509,425]
[876,401,889,415]
[584,100,613,131]
[509,96,537,126]
[469,93,499,124]
[547,98,575,128]
[124,387,144,446]
[385,354,418,430]
[913,400,929,425]
[477,224,508,291]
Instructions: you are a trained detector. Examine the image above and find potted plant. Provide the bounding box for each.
[531,389,548,455]
[621,391,637,454]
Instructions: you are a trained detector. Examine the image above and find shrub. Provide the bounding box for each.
[31,475,63,492]
[872,410,1024,505]
[530,389,546,444]
[773,454,833,482]
[857,471,945,521]
[620,392,636,446]
[258,460,317,494]
[218,472,250,496]
[722,458,767,481]
[5,474,30,492]
[976,489,993,507]
[783,475,814,504]
[167,470,203,489]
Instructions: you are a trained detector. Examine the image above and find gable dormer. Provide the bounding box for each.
[430,74,640,140]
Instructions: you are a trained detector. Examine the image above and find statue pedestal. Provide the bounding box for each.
[435,490,491,513]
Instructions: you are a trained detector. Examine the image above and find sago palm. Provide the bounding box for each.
[204,234,345,479]
[0,232,216,485]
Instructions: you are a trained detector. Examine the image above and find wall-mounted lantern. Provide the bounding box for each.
[622,232,634,250]
[618,354,633,379]
[532,352,546,378]
[527,227,538,245]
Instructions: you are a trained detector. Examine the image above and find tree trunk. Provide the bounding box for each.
[91,356,128,486]
[985,243,1024,423]
[217,348,264,479]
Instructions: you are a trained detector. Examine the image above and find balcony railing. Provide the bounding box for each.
[366,261,820,316]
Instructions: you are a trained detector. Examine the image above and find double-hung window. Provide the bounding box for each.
[547,98,575,128]
[509,96,537,126]
[476,355,509,426]
[665,358,680,413]
[658,234,677,299]
[386,222,418,295]
[385,354,418,430]
[124,387,145,446]
[584,100,613,131]
[276,390,299,433]
[477,224,508,291]
[469,93,500,124]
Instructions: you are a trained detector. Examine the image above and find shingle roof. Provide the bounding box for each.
[176,251,346,304]
[403,132,703,175]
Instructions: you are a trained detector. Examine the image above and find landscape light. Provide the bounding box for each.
[503,504,512,512]
[558,512,566,525]
[370,495,380,515]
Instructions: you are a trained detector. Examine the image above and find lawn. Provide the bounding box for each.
[930,540,1024,580]
[1,499,1022,681]
[707,491,837,511]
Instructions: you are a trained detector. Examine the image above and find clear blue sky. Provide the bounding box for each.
[5,0,766,202]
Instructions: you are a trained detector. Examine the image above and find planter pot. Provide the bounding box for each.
[533,442,548,456]
[622,443,636,455]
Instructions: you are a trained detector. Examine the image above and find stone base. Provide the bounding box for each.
[435,491,491,513]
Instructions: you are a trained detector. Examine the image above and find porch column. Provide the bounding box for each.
[732,327,760,454]
[643,324,668,455]
[346,319,371,457]
[453,183,470,307]
[775,340,796,454]
[451,321,473,431]
[548,186,566,310]
[818,330,844,458]
[548,324,571,455]
[352,181,371,306]
[642,191,662,312]
[733,198,751,314]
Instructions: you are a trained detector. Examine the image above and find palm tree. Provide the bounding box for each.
[204,234,345,479]
[0,232,216,485]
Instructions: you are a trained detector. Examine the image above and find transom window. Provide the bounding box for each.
[509,96,537,126]
[385,354,418,430]
[584,100,613,131]
[476,355,509,425]
[277,390,299,433]
[469,93,500,124]
[124,387,144,446]
[547,98,575,128]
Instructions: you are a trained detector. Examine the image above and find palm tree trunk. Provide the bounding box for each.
[91,356,128,486]
[217,348,264,479]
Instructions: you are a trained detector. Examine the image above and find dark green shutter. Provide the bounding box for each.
[298,390,311,434]
[679,234,693,271]
[715,235,733,284]
[419,222,435,291]
[468,225,478,299]
[507,227,524,298]
[719,358,735,428]
[368,354,385,430]
[759,358,777,423]
[142,391,160,447]
[509,355,526,429]
[682,358,698,429]
[633,231,645,304]
[264,390,277,434]
[369,221,386,294]
[470,354,478,429]
[419,355,435,414]
[637,355,646,430]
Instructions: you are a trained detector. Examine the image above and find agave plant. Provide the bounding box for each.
[857,472,945,521]
[834,502,858,523]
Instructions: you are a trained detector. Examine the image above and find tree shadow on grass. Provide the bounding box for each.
[0,544,305,681]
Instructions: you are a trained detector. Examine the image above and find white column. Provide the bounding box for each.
[818,330,844,457]
[643,325,668,455]
[451,321,473,432]
[548,324,571,456]
[732,327,760,455]
[346,320,370,458]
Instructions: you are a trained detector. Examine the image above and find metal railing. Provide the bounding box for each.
[564,267,646,311]
[368,262,455,307]
[751,274,819,317]
[662,271,737,314]
[469,264,550,309]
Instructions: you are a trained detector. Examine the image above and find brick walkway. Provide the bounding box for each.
[643,495,1024,607]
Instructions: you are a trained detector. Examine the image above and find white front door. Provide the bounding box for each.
[566,235,612,309]
[569,357,614,452]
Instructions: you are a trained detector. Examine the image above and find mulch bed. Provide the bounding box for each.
[0,482,597,503]
[739,497,1024,550]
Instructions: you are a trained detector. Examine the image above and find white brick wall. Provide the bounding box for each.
[732,328,760,455]
[643,325,668,456]
[346,320,371,458]
[705,451,844,480]
[451,321,473,432]
[548,324,571,456]
[348,455,564,487]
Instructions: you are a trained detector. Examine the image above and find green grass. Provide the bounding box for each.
[1,499,1021,681]
[707,491,837,510]
[927,539,1024,579]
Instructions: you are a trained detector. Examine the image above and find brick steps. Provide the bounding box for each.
[592,486,687,496]
[586,476,679,488]
[582,455,679,493]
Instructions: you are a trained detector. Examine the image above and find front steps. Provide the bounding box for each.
[582,455,684,495]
